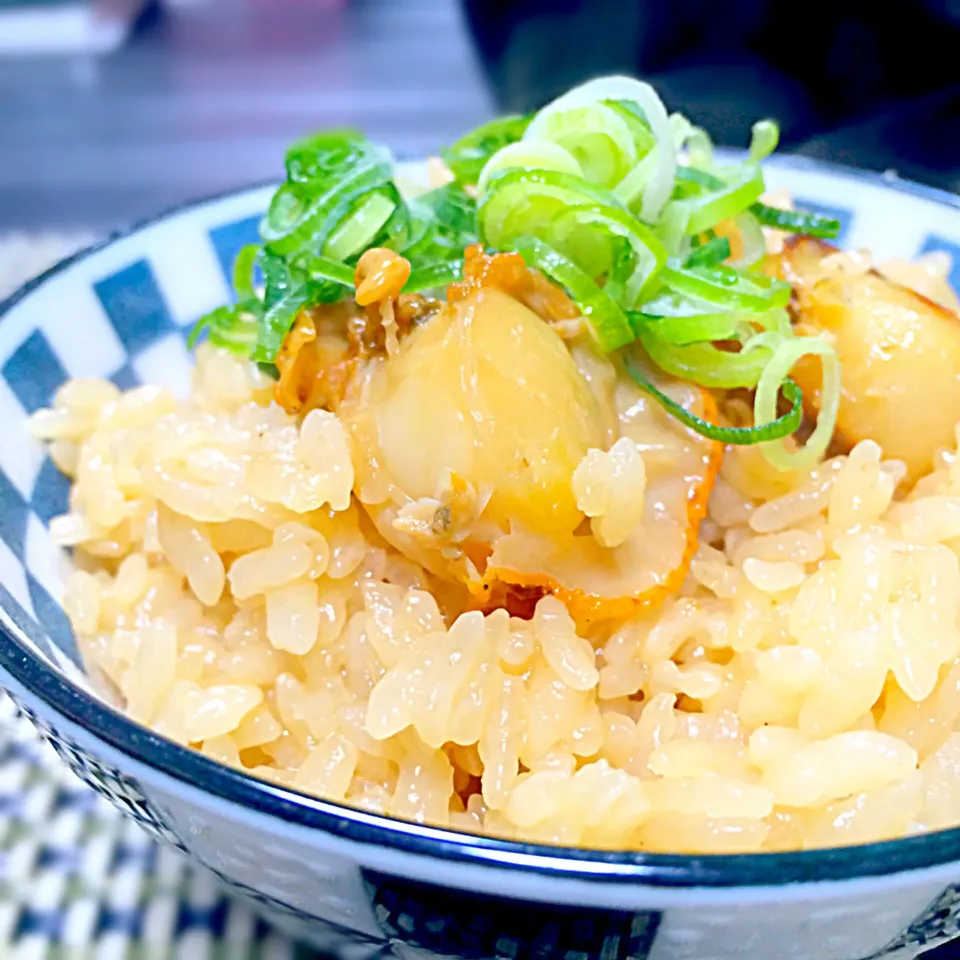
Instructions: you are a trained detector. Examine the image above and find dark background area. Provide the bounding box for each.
[0,0,957,233]
[464,0,960,179]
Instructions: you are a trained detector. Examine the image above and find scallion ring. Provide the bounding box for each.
[508,235,635,351]
[624,353,803,445]
[673,163,766,236]
[684,235,731,268]
[629,296,741,345]
[638,327,778,388]
[659,263,791,313]
[550,202,668,305]
[232,244,261,302]
[750,202,842,240]
[404,259,465,292]
[755,334,841,469]
[478,168,621,251]
[302,255,355,288]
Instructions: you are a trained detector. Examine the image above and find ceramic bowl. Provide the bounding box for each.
[2,158,960,960]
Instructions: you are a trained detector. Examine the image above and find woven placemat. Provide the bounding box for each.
[0,694,317,959]
[0,234,313,959]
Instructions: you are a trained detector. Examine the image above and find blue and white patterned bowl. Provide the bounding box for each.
[2,158,960,960]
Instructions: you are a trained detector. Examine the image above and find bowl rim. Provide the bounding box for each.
[3,154,960,889]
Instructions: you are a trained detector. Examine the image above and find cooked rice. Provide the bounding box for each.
[30,341,960,852]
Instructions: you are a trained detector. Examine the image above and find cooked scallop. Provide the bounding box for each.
[334,275,720,619]
[778,236,960,482]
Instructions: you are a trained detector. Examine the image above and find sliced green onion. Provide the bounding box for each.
[749,120,780,162]
[442,114,532,187]
[659,264,790,313]
[311,182,400,259]
[629,296,741,345]
[302,255,355,288]
[530,75,676,220]
[684,235,731,268]
[599,237,634,306]
[254,290,315,363]
[400,183,479,264]
[476,139,582,195]
[324,191,396,260]
[508,235,634,351]
[638,327,778,388]
[528,103,637,189]
[674,163,765,236]
[654,201,692,258]
[674,166,725,191]
[613,149,656,211]
[624,353,803,445]
[728,212,767,269]
[260,151,392,255]
[603,100,656,157]
[550,203,667,305]
[253,252,341,363]
[188,301,261,354]
[232,244,261,302]
[750,202,842,240]
[670,113,715,169]
[183,75,844,475]
[284,128,366,183]
[396,196,435,252]
[404,260,464,292]
[755,334,841,469]
[687,129,714,170]
[478,168,621,250]
[614,84,676,220]
[374,197,416,251]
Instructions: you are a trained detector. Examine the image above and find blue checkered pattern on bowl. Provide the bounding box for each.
[0,196,272,684]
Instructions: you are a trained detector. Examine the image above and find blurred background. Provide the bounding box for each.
[0,0,958,233]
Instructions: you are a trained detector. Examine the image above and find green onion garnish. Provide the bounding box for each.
[301,255,355,288]
[754,334,840,468]
[624,353,803,445]
[187,302,260,353]
[405,260,465,293]
[232,244,261,302]
[637,327,776,389]
[674,164,766,235]
[190,134,480,358]
[658,264,791,313]
[629,297,741,345]
[441,114,532,187]
[749,120,780,162]
[750,203,842,240]
[186,75,842,472]
[507,235,634,351]
[684,235,731,268]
